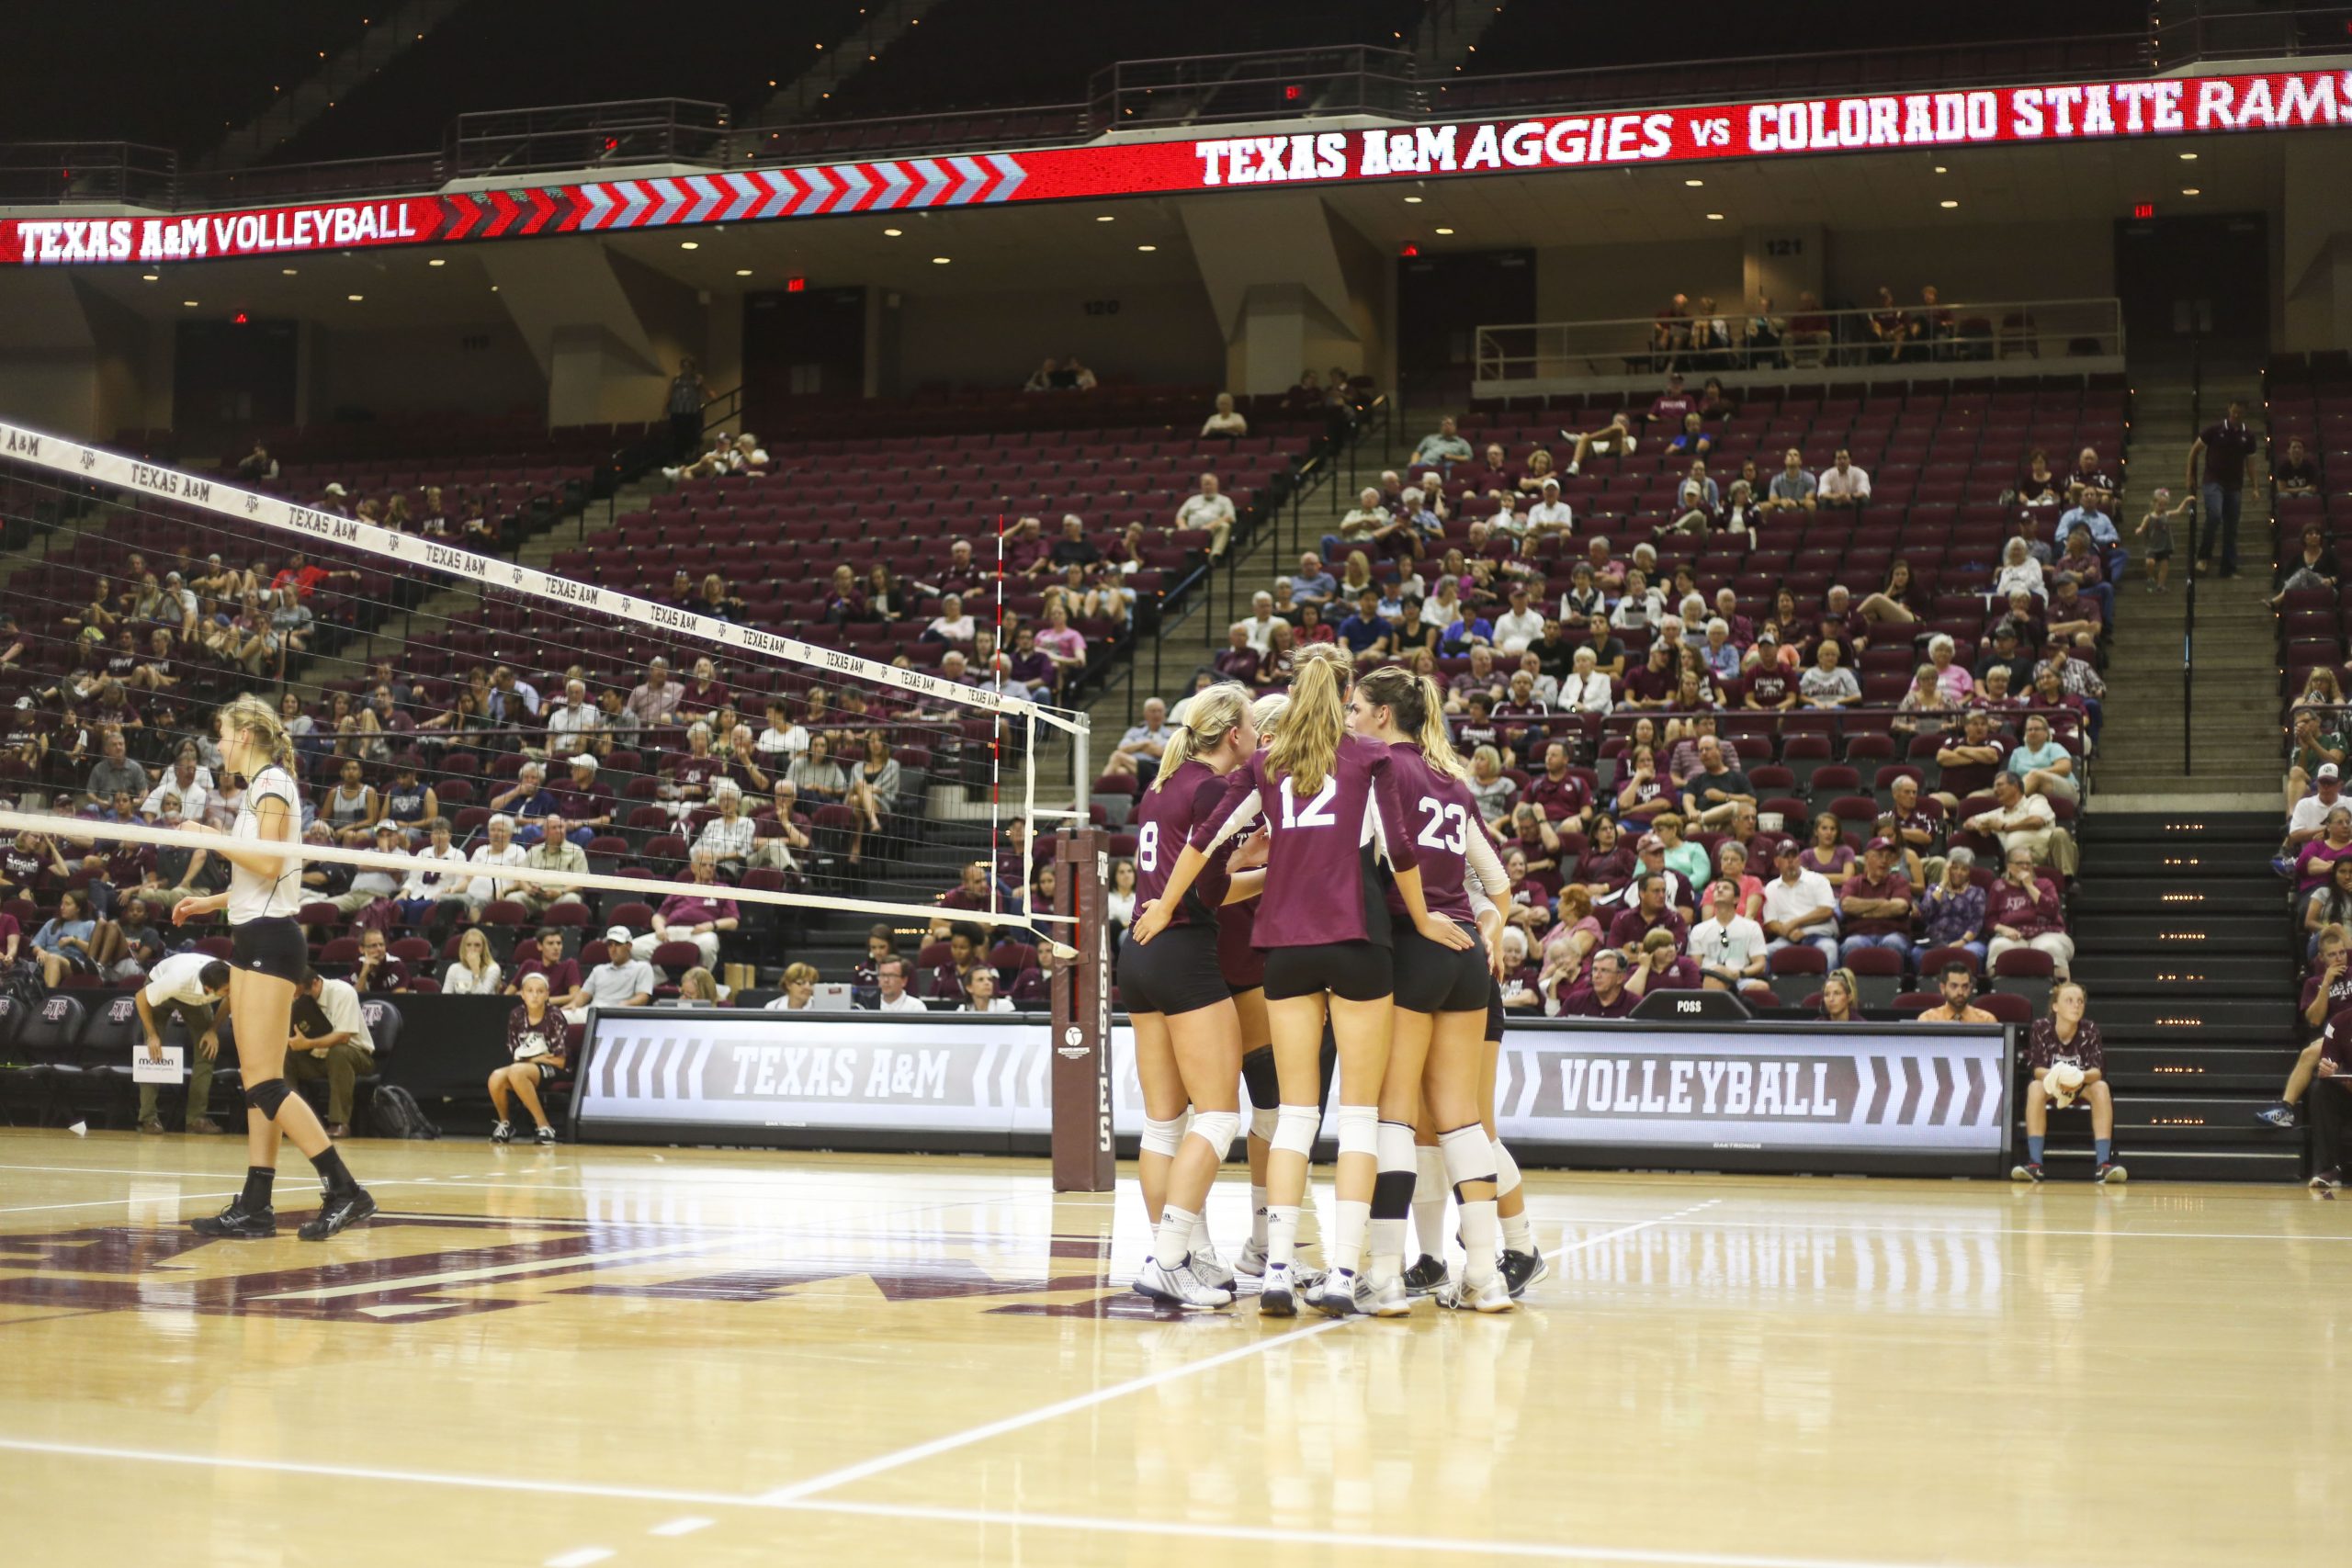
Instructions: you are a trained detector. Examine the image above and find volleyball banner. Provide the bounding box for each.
[2,69,2346,266]
[571,1010,2008,1174]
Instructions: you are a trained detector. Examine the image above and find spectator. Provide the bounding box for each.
[870,954,928,1013]
[1650,813,1710,892]
[2271,522,2340,608]
[1762,840,1838,961]
[555,929,658,1024]
[664,356,710,457]
[432,926,501,997]
[1114,697,1176,778]
[325,816,409,923]
[28,890,98,987]
[1633,926,1701,992]
[1467,745,1519,827]
[1967,771,2058,866]
[463,813,530,910]
[1606,873,1687,955]
[486,972,568,1145]
[1985,847,2073,978]
[2290,753,2346,840]
[2275,436,2321,497]
[282,967,375,1139]
[2012,982,2123,1183]
[763,962,823,1011]
[85,730,148,810]
[2007,714,2078,805]
[1689,879,1767,990]
[1645,372,1695,430]
[627,657,683,729]
[1412,416,1474,471]
[1838,839,1915,968]
[1200,391,1248,438]
[1557,946,1641,1018]
[1233,592,1289,657]
[2295,807,2352,895]
[1678,736,1754,829]
[2056,486,2129,588]
[131,952,230,1136]
[1919,848,1988,965]
[2187,396,2258,578]
[1818,968,1864,1021]
[1916,961,1996,1023]
[1868,286,1914,362]
[634,848,740,969]
[349,927,412,994]
[1800,639,1860,709]
[1815,450,1871,510]
[1291,551,1339,606]
[1562,412,1637,475]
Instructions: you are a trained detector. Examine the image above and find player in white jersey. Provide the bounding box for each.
[176,694,378,1241]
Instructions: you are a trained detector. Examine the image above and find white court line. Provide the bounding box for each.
[543,1549,614,1568]
[646,1517,711,1537]
[754,1314,1351,1502]
[1538,1210,2352,1247]
[0,1436,2016,1568]
[1552,1198,1724,1255]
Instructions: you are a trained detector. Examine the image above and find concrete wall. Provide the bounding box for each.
[309,320,546,422]
[887,279,1224,392]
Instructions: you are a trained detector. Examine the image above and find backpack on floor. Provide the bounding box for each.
[0,961,44,1017]
[366,1084,439,1140]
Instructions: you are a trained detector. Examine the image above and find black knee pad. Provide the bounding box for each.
[1241,1046,1281,1111]
[1371,1168,1418,1221]
[244,1077,291,1118]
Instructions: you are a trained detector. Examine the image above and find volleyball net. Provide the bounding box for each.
[0,418,1098,966]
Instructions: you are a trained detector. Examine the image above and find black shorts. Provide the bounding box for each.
[231,916,308,984]
[1486,980,1505,1043]
[1118,924,1230,1018]
[1395,920,1491,1014]
[1263,941,1392,1004]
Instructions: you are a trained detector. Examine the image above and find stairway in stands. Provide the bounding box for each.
[2069,810,2301,1180]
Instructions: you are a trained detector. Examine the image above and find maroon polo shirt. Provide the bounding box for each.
[1840,870,1912,937]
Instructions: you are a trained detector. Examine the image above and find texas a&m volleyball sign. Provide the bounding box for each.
[4,69,2346,266]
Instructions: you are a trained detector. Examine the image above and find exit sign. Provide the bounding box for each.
[2132,202,2155,219]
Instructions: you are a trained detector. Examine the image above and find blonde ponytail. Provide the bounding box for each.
[1150,682,1250,792]
[1268,655,1344,794]
[219,692,296,775]
[1413,672,1470,781]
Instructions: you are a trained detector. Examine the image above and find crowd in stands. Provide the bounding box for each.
[2263,355,2352,1183]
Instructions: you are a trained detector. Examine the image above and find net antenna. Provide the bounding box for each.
[0,418,1092,957]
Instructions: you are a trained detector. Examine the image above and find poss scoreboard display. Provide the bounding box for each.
[571,1010,2010,1179]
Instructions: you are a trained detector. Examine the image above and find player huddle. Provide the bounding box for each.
[1124,644,1544,1315]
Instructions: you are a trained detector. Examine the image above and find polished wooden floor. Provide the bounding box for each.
[0,1128,2346,1567]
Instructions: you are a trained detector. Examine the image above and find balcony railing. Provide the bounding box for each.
[1088,44,1422,130]
[0,141,177,208]
[1475,299,2126,394]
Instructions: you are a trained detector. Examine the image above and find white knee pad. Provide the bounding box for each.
[1272,1102,1320,1159]
[1493,1138,1521,1194]
[1140,1112,1189,1159]
[1249,1107,1279,1143]
[1334,1103,1377,1161]
[1187,1110,1242,1162]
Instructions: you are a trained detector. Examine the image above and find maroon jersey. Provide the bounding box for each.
[2024,1017,2104,1074]
[1381,744,1484,924]
[1558,982,1638,1018]
[1745,668,1794,707]
[1195,734,1419,948]
[1524,772,1588,821]
[1984,876,2062,938]
[1133,758,1231,931]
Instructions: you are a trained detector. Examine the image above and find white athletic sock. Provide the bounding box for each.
[1412,1145,1447,1258]
[1500,1210,1533,1254]
[1267,1204,1300,1271]
[1154,1206,1197,1269]
[1440,1126,1499,1286]
[1368,1120,1417,1286]
[1494,1137,1532,1252]
[1331,1197,1372,1277]
[1250,1184,1269,1247]
[1367,1219,1406,1287]
[1190,1212,1215,1260]
[1295,1189,1322,1249]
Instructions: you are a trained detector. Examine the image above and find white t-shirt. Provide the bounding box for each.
[1235,615,1288,655]
[141,776,211,822]
[959,998,1015,1013]
[872,990,930,1013]
[466,842,529,902]
[141,951,220,1010]
[2290,791,2342,837]
[582,960,658,1008]
[1526,500,1575,532]
[764,994,820,1010]
[1761,871,1838,938]
[400,842,470,900]
[1493,608,1546,654]
[1176,493,1236,531]
[227,763,304,922]
[1689,914,1767,974]
[308,976,374,1054]
[439,960,504,996]
[757,724,808,759]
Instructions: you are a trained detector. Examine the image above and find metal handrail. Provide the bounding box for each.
[0,141,177,207]
[1476,298,2127,385]
[2185,337,2203,775]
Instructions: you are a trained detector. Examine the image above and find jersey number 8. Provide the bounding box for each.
[1136,821,1159,874]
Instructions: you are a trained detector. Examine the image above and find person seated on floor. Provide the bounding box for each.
[488,972,568,1146]
[2011,981,2125,1185]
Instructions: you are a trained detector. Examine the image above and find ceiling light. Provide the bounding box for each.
[1704,212,1724,221]
[1137,244,1157,253]
[1095,214,1114,222]
[141,273,159,282]
[734,268,752,276]
[427,258,445,267]
[1434,227,1455,235]
[1939,199,1960,209]
[347,293,364,301]
[882,227,903,236]
[1684,178,1703,187]
[2182,186,2201,196]
[182,299,198,308]
[679,241,698,250]
[280,267,297,276]
[1933,164,1948,174]
[2179,151,2199,161]
[1403,196,1422,204]
[931,255,950,265]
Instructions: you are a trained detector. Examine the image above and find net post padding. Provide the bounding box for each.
[1049,827,1113,1191]
[0,809,1075,947]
